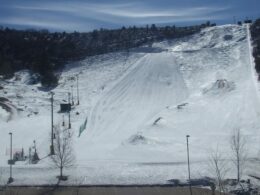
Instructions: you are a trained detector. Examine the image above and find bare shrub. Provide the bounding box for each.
[50,125,75,180]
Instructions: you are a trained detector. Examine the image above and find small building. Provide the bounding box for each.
[60,103,71,113]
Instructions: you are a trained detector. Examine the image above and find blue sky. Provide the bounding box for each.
[0,0,259,32]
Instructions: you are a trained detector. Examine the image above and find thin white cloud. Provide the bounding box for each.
[12,2,229,18]
[12,2,136,14]
[98,6,229,18]
[2,1,231,31]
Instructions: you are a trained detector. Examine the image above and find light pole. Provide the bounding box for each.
[50,92,55,155]
[8,132,14,184]
[186,135,192,195]
[76,74,79,105]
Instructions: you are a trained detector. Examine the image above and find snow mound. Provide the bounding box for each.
[127,133,148,145]
[126,133,161,145]
[203,79,235,94]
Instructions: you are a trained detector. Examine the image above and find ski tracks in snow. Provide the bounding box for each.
[86,52,188,145]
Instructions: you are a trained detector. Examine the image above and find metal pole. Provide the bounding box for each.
[62,115,65,126]
[76,75,79,105]
[50,92,54,155]
[67,91,71,129]
[10,133,12,178]
[68,92,71,104]
[71,85,74,106]
[8,132,13,183]
[33,140,36,153]
[186,135,192,195]
[29,147,31,164]
[68,111,71,129]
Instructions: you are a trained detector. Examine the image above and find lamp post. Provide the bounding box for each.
[8,132,14,184]
[50,92,55,155]
[186,135,192,195]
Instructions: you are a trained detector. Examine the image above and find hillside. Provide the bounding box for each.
[251,19,260,78]
[0,24,260,188]
[0,22,213,87]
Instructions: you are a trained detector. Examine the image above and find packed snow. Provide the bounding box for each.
[0,24,260,186]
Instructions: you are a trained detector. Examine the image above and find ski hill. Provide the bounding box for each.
[1,24,260,185]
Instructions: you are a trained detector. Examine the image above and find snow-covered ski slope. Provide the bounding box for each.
[1,24,260,185]
[84,53,188,148]
[78,24,260,162]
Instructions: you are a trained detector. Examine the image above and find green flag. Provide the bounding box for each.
[78,117,88,137]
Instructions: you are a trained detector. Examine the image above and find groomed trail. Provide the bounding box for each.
[86,53,189,144]
[1,24,260,185]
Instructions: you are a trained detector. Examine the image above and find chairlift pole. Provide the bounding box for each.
[29,147,31,164]
[186,135,192,195]
[67,92,71,129]
[76,74,79,105]
[71,85,74,106]
[50,92,54,155]
[62,115,65,126]
[8,132,13,183]
[68,92,71,104]
[68,111,71,129]
[33,140,36,153]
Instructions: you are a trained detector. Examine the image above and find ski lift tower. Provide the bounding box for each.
[50,91,55,155]
[76,74,80,105]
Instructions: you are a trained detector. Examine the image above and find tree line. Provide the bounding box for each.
[0,22,215,87]
[251,18,260,79]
